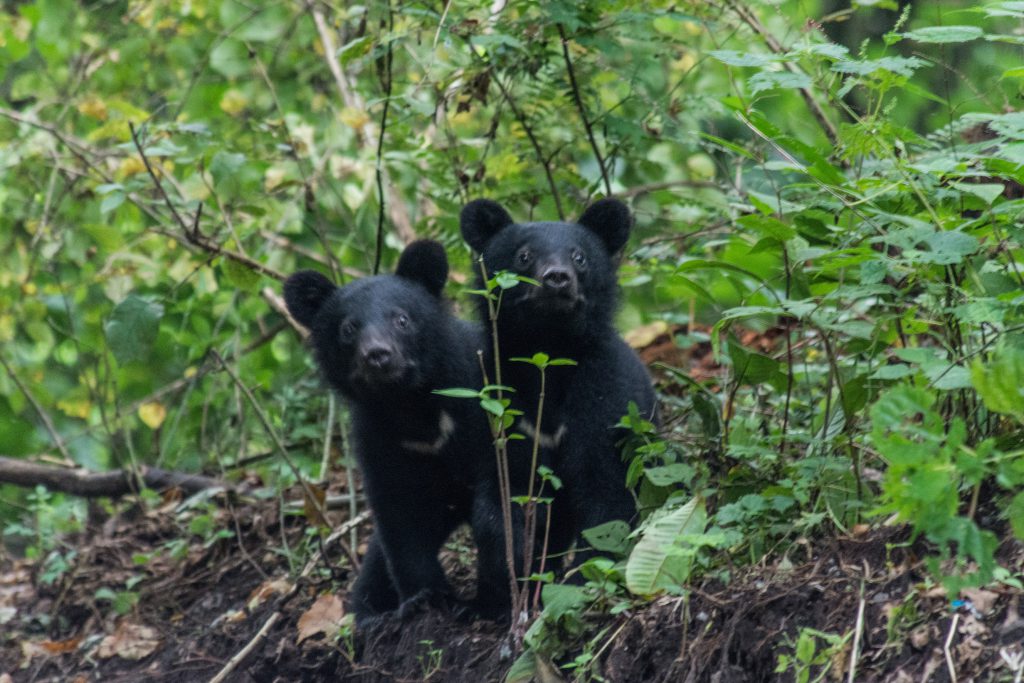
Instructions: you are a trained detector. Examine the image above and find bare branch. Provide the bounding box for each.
[308,4,416,245]
[491,73,565,220]
[726,1,840,148]
[0,456,230,497]
[373,0,395,274]
[0,355,73,465]
[557,24,611,196]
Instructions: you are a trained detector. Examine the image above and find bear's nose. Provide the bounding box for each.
[542,267,572,289]
[364,346,393,369]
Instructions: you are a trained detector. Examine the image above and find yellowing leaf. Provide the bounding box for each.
[624,320,668,349]
[138,402,167,429]
[219,89,248,117]
[264,167,287,192]
[339,106,370,131]
[117,157,147,179]
[57,398,91,419]
[77,96,108,121]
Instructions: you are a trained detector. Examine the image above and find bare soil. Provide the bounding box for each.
[2,489,1022,683]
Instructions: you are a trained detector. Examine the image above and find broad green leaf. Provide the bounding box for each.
[581,520,631,554]
[1009,492,1024,541]
[626,496,706,596]
[971,346,1024,418]
[708,50,776,67]
[903,26,985,43]
[748,70,813,95]
[104,295,164,364]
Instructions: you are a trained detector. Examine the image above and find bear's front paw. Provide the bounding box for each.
[396,588,451,620]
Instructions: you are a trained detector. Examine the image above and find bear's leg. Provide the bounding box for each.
[349,533,399,622]
[561,434,637,568]
[375,502,458,616]
[469,474,526,619]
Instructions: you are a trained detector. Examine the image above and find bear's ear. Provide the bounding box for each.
[284,270,336,329]
[577,198,632,254]
[396,239,448,297]
[460,199,514,253]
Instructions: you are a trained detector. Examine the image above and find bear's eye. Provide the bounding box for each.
[394,313,410,330]
[571,249,587,267]
[516,247,533,266]
[340,320,357,338]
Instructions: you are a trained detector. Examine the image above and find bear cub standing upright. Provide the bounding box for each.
[461,198,657,614]
[284,240,488,623]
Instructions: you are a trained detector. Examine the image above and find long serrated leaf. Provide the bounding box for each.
[625,496,706,596]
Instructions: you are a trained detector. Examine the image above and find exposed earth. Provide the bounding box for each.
[1,488,1022,683]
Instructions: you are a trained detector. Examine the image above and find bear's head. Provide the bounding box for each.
[460,198,632,345]
[284,240,449,401]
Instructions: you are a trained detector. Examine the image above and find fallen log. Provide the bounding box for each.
[0,456,230,497]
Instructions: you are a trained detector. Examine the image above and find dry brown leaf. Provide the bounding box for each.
[961,587,999,615]
[19,640,50,665]
[96,622,161,661]
[624,320,669,349]
[909,624,934,649]
[302,481,329,528]
[296,593,344,645]
[40,637,81,654]
[246,577,292,611]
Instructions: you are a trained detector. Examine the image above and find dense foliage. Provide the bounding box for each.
[2,0,1023,674]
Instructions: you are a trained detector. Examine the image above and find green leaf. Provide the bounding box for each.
[971,346,1024,418]
[581,520,631,554]
[433,388,481,398]
[480,398,505,416]
[709,50,776,67]
[626,496,706,596]
[903,26,985,43]
[916,231,979,265]
[1009,492,1024,541]
[540,583,588,618]
[338,36,374,65]
[100,191,125,214]
[949,181,1004,205]
[644,463,694,487]
[748,70,813,95]
[504,650,536,683]
[104,294,164,364]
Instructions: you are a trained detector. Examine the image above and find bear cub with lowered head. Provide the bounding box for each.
[461,198,657,615]
[284,240,488,624]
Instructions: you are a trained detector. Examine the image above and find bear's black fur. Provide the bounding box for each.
[284,240,488,623]
[460,199,657,614]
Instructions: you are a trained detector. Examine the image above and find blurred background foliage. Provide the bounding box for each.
[1,0,1023,589]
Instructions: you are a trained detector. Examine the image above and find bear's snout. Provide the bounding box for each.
[353,329,405,384]
[541,266,573,290]
[363,345,393,370]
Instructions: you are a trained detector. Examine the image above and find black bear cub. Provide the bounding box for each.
[461,199,657,614]
[284,240,488,623]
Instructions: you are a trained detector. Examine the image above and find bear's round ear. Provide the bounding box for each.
[577,198,632,254]
[396,239,448,297]
[283,270,336,329]
[460,199,514,253]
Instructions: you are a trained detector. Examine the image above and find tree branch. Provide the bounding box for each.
[373,1,395,274]
[308,4,416,246]
[0,456,230,497]
[557,24,611,196]
[491,72,565,220]
[726,1,840,148]
[0,355,73,465]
